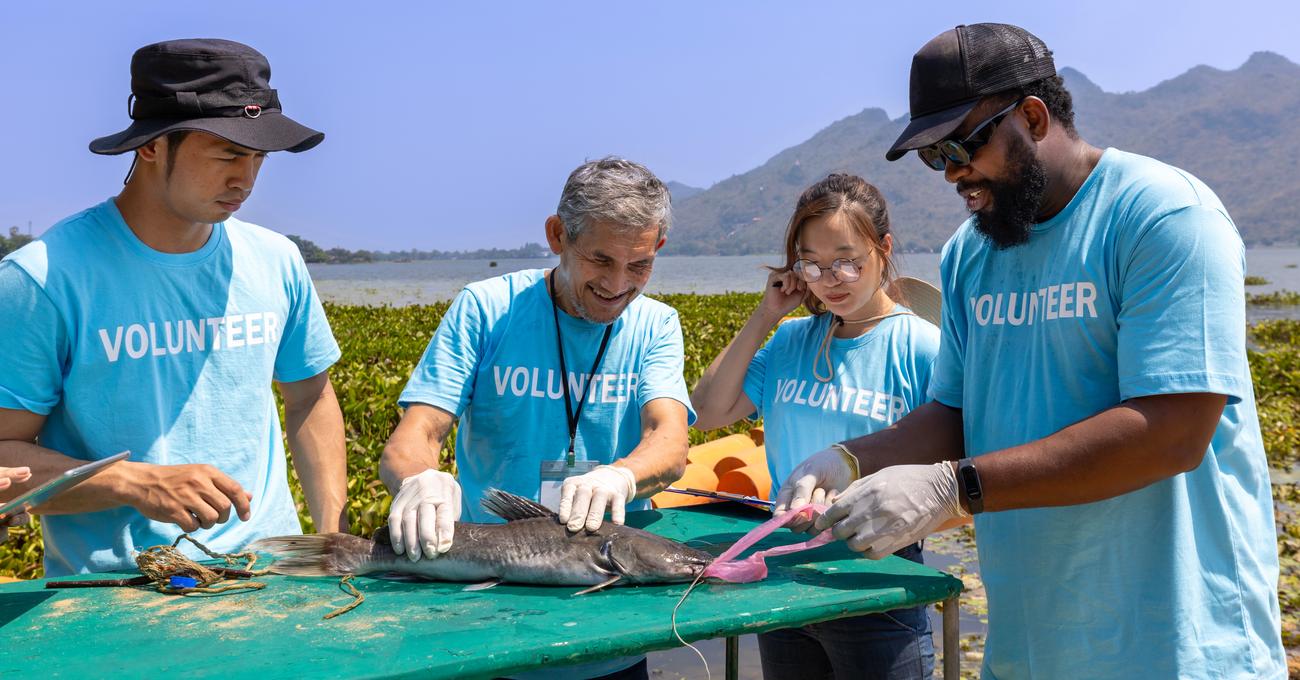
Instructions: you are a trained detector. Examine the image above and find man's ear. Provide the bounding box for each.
[135,137,164,163]
[1020,96,1051,142]
[545,215,566,255]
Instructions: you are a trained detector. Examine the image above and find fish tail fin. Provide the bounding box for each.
[249,533,376,577]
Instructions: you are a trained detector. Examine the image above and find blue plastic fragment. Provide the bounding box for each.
[169,575,198,589]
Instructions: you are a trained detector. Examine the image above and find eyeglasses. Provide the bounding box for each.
[916,99,1022,171]
[792,258,862,283]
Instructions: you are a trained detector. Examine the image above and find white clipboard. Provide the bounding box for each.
[0,451,130,521]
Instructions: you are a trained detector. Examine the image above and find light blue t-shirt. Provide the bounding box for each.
[0,199,340,577]
[931,149,1284,678]
[743,311,939,499]
[400,268,695,523]
[399,268,694,680]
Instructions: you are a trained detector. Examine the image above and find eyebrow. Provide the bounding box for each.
[798,245,858,254]
[222,146,265,157]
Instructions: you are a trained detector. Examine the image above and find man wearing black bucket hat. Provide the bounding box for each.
[776,23,1285,678]
[0,39,347,577]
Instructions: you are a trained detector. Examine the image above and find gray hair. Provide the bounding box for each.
[556,157,672,241]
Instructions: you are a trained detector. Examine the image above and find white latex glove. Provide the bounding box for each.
[814,462,969,559]
[772,446,860,533]
[557,464,637,532]
[387,469,462,561]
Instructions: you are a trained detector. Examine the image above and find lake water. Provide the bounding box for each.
[311,248,1300,321]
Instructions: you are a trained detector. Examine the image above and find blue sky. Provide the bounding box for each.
[2,1,1297,251]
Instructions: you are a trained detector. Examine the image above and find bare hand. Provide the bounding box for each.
[125,463,252,532]
[760,270,806,320]
[0,465,31,492]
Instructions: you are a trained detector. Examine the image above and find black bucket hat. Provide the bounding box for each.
[90,39,323,155]
[885,24,1056,162]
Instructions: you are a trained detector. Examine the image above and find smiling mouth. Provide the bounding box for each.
[963,188,988,212]
[590,287,630,305]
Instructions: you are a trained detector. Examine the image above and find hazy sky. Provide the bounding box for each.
[2,1,1297,251]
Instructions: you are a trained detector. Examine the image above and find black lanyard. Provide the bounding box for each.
[549,270,613,466]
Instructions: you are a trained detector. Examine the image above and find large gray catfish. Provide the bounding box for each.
[251,488,713,593]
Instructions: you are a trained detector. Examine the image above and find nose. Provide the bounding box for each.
[602,267,628,295]
[229,156,259,192]
[943,159,971,184]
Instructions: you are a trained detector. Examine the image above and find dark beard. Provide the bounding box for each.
[967,133,1048,249]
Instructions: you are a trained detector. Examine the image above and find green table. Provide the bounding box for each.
[0,505,962,679]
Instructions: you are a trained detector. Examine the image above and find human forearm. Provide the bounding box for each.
[0,439,131,512]
[964,393,1224,512]
[840,400,965,476]
[615,416,690,498]
[284,384,348,533]
[690,307,781,430]
[380,404,455,494]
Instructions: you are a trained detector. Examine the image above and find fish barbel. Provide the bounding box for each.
[251,488,714,592]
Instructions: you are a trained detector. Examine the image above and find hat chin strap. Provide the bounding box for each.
[122,154,139,186]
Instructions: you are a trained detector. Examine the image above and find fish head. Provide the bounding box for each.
[600,530,714,583]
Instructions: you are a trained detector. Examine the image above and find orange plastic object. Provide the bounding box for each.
[746,427,764,446]
[650,463,720,508]
[717,464,772,501]
[686,434,756,469]
[713,446,766,476]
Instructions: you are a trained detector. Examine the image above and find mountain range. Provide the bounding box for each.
[665,52,1300,254]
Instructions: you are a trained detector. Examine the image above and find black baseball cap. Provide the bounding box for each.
[885,24,1056,162]
[90,39,324,155]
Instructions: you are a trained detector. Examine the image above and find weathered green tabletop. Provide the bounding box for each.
[0,505,962,679]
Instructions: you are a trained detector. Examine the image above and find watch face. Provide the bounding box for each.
[959,459,984,513]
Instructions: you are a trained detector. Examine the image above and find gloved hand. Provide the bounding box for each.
[387,469,462,561]
[558,464,637,532]
[814,462,969,559]
[772,446,860,533]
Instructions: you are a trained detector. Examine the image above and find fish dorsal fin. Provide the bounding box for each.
[481,488,556,521]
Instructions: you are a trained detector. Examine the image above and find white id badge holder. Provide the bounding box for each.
[539,459,599,511]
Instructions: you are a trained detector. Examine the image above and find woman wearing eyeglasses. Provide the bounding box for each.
[691,173,938,680]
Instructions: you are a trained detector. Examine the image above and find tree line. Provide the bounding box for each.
[0,227,34,258]
[286,235,552,264]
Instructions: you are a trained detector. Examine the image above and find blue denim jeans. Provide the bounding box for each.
[757,543,936,680]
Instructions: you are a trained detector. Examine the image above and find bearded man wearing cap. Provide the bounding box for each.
[776,23,1285,678]
[0,39,348,576]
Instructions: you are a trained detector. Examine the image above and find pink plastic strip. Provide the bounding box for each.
[701,504,834,583]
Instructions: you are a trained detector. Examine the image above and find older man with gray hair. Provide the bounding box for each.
[379,157,693,680]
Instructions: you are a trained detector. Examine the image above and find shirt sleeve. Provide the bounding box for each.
[0,261,68,415]
[635,309,697,426]
[399,287,486,417]
[273,252,341,383]
[910,320,942,410]
[928,244,966,408]
[741,330,777,420]
[1116,205,1250,404]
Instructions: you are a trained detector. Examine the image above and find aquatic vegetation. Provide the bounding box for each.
[1249,290,1300,306]
[1247,275,1271,286]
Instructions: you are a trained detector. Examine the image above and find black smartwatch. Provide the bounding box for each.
[957,458,984,515]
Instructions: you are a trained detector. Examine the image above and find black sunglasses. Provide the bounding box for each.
[916,99,1022,171]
